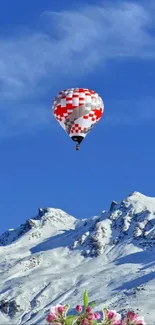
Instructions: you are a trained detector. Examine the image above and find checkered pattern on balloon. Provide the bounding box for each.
[52,88,104,139]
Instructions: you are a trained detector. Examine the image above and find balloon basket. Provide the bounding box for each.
[76,144,80,151]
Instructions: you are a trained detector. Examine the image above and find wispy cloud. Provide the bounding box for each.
[0,1,155,137]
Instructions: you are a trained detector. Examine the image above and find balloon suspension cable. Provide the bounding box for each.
[76,144,80,151]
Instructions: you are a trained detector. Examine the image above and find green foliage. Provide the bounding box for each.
[83,290,89,310]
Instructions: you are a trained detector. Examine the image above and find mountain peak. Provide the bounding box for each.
[36,207,76,224]
[0,207,76,246]
[70,192,155,258]
[129,191,146,197]
[127,190,155,201]
[122,191,155,213]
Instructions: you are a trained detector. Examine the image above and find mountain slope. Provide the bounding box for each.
[0,192,155,324]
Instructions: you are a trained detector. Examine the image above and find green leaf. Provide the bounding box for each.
[91,321,98,325]
[83,290,89,310]
[65,315,77,325]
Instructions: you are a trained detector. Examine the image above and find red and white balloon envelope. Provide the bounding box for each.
[52,88,104,150]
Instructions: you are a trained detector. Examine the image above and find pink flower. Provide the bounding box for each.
[86,307,92,313]
[126,312,137,322]
[94,312,101,320]
[105,309,121,321]
[76,305,82,312]
[87,313,95,321]
[46,313,57,323]
[134,315,146,325]
[113,321,123,325]
[57,306,65,313]
[50,304,65,315]
[81,319,88,325]
[125,312,145,325]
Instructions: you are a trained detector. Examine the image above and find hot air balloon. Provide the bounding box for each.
[52,88,104,150]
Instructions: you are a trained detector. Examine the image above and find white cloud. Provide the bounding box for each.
[0,1,155,136]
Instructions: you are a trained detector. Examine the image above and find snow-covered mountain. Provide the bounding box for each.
[0,192,155,324]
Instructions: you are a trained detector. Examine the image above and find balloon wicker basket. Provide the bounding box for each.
[76,144,80,151]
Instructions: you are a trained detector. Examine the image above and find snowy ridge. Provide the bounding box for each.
[70,192,155,257]
[0,208,77,246]
[70,216,112,257]
[0,192,155,324]
[109,192,155,244]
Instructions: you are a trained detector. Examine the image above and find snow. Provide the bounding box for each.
[0,192,155,324]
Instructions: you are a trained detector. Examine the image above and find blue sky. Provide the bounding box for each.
[0,0,155,233]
